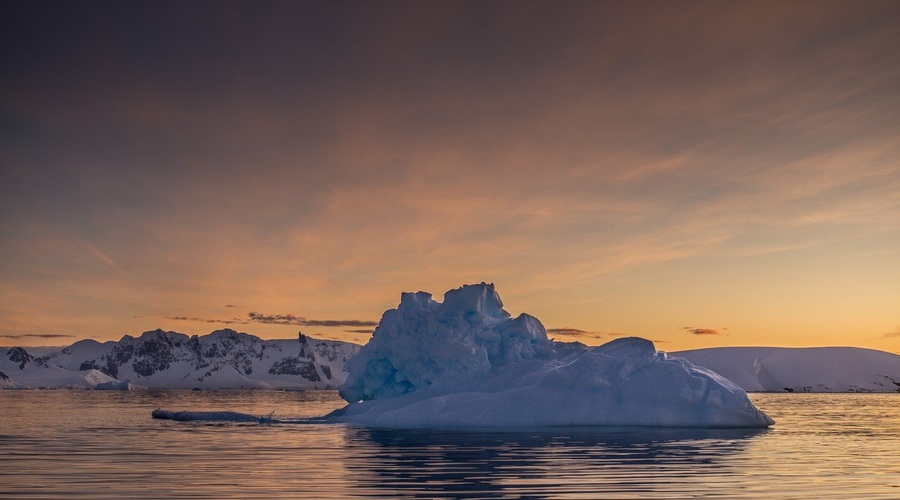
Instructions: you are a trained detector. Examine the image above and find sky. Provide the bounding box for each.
[1,0,898,352]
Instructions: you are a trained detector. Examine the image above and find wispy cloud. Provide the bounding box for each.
[165,313,378,329]
[82,242,125,274]
[885,327,900,338]
[247,313,377,328]
[2,2,898,350]
[166,316,247,325]
[0,333,75,339]
[547,328,612,340]
[684,326,721,336]
[547,327,596,336]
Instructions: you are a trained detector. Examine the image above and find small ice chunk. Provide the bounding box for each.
[151,409,269,422]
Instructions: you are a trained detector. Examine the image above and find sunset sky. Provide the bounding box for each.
[1,1,898,352]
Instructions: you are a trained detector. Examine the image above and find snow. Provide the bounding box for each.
[1,331,358,390]
[674,347,900,393]
[332,283,774,428]
[0,362,116,390]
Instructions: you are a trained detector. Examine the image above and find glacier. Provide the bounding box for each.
[328,283,774,428]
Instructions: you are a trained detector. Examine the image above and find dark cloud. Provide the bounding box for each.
[547,328,592,335]
[301,319,378,328]
[547,328,608,339]
[885,327,900,338]
[166,316,247,325]
[166,313,377,328]
[0,333,75,339]
[346,329,375,334]
[247,312,377,328]
[684,327,721,336]
[224,305,237,308]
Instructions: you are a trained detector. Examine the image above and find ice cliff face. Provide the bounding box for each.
[341,284,555,402]
[0,330,359,389]
[334,283,775,428]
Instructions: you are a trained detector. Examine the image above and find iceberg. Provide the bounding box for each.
[330,283,774,428]
[94,378,144,391]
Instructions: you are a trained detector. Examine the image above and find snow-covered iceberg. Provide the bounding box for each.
[329,283,773,428]
[94,378,145,391]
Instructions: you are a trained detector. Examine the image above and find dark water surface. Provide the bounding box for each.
[1,391,898,498]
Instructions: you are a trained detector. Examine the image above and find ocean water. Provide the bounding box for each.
[1,391,898,498]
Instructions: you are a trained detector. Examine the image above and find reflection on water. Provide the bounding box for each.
[1,391,899,498]
[345,427,766,498]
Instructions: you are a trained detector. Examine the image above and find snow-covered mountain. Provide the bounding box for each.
[674,347,900,393]
[0,329,359,390]
[4,328,899,393]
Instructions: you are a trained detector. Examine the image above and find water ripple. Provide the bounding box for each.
[1,392,899,498]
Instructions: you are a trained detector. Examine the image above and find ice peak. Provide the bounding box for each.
[442,282,508,319]
[340,284,553,403]
[593,336,657,357]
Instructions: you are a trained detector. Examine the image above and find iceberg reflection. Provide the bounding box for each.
[343,426,768,497]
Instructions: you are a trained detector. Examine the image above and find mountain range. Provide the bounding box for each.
[0,329,358,390]
[2,331,899,392]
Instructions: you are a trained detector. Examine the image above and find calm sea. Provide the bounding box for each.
[1,390,898,498]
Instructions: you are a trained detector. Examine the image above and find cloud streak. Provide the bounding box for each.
[166,316,246,325]
[247,313,377,328]
[0,333,75,339]
[546,328,614,340]
[166,313,378,329]
[684,327,721,336]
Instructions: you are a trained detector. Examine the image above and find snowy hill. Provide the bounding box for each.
[674,347,900,393]
[0,329,359,390]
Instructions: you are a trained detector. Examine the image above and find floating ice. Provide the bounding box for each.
[94,378,144,391]
[151,408,278,423]
[330,283,774,428]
